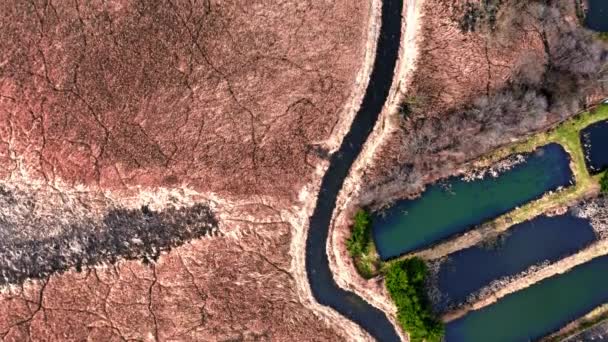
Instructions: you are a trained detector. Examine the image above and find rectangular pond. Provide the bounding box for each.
[581,120,608,175]
[445,253,608,342]
[586,0,608,32]
[434,213,596,311]
[372,143,574,260]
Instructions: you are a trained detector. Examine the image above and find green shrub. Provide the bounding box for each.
[355,260,375,279]
[346,209,372,257]
[601,172,608,193]
[599,32,608,42]
[385,258,444,342]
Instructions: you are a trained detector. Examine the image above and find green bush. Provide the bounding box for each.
[601,172,608,193]
[385,258,444,342]
[346,209,372,257]
[355,260,375,279]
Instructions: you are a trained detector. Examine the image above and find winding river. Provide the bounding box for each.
[305,0,403,340]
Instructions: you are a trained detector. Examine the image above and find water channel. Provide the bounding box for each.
[372,143,574,260]
[304,0,403,340]
[446,254,608,342]
[305,1,608,340]
[435,213,596,311]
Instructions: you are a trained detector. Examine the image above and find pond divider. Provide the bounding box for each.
[372,143,573,260]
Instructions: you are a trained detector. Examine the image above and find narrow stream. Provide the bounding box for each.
[305,0,403,341]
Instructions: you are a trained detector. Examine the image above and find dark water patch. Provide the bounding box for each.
[581,120,608,175]
[0,204,218,285]
[446,254,608,342]
[434,213,596,311]
[586,0,608,32]
[372,143,574,260]
[305,0,403,340]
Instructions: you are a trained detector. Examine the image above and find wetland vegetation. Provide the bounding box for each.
[346,209,376,278]
[601,172,608,193]
[433,213,596,311]
[343,1,607,335]
[347,104,608,340]
[385,258,444,342]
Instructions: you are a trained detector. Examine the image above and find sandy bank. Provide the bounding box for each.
[286,0,383,340]
[543,304,608,341]
[325,0,425,340]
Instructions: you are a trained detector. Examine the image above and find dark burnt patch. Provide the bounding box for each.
[0,203,218,285]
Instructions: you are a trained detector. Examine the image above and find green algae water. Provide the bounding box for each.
[372,144,573,260]
[446,254,608,342]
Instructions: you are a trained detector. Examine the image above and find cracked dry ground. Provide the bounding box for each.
[0,1,369,340]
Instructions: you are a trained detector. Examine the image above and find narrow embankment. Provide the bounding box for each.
[414,105,608,261]
[304,0,404,340]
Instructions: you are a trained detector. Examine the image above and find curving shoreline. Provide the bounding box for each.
[304,0,405,340]
[326,0,425,339]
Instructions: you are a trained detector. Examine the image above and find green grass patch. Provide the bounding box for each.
[347,209,382,278]
[385,258,444,342]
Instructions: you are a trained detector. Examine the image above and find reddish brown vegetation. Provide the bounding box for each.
[0,0,370,340]
[0,0,366,199]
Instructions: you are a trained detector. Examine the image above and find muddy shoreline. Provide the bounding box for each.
[326,0,425,340]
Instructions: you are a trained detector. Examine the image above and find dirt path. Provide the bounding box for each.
[325,0,425,340]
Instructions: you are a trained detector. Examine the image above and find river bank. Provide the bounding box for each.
[286,0,387,340]
[326,0,424,339]
[543,304,608,341]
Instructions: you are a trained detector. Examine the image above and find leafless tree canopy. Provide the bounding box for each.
[366,1,607,202]
[0,182,218,285]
